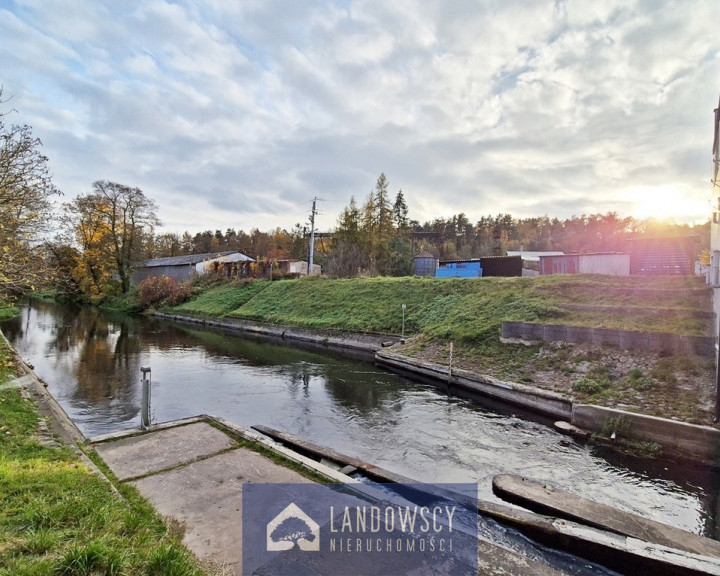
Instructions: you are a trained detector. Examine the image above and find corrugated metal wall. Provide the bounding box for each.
[413,256,438,277]
[627,238,696,275]
[578,254,630,275]
[131,265,196,285]
[540,254,630,276]
[436,261,482,278]
[540,255,580,275]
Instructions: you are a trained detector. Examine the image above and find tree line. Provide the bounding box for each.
[0,90,709,303]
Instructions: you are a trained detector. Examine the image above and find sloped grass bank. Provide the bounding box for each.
[170,274,710,343]
[0,340,204,576]
[171,278,270,318]
[226,276,568,342]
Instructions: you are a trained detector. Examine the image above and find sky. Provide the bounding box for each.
[2,0,720,235]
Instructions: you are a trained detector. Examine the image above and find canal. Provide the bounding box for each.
[2,301,719,574]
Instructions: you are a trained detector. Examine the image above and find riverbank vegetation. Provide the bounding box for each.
[0,339,204,576]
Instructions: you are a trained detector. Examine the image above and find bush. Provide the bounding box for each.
[572,377,609,395]
[139,276,192,310]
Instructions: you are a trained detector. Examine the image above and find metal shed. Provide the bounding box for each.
[539,253,630,276]
[413,251,439,277]
[625,237,698,275]
[479,256,523,277]
[131,252,253,285]
[436,260,483,278]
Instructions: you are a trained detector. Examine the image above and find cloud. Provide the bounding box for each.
[1,0,719,236]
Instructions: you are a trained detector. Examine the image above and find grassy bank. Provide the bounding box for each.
[166,274,715,425]
[169,274,710,340]
[0,339,204,576]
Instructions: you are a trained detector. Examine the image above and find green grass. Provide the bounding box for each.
[0,303,19,322]
[222,276,568,340]
[98,288,143,315]
[0,340,204,576]
[170,278,271,317]
[164,274,711,342]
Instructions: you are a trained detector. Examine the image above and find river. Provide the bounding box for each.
[2,301,719,574]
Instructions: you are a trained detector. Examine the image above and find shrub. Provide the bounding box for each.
[651,358,678,384]
[625,368,654,391]
[602,415,633,437]
[572,377,609,395]
[138,276,192,310]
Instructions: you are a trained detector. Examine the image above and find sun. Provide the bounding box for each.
[623,185,708,223]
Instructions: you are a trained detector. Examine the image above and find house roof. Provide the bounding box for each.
[507,251,564,262]
[137,252,236,268]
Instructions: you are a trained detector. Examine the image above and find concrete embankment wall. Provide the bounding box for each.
[501,321,714,356]
[154,313,394,355]
[375,350,573,421]
[572,404,720,462]
[375,350,720,464]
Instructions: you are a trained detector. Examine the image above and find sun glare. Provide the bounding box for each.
[624,186,708,223]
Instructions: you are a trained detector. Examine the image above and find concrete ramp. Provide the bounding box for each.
[90,419,312,575]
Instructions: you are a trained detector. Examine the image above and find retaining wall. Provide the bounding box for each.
[154,313,394,355]
[572,404,720,462]
[375,350,573,421]
[501,321,714,356]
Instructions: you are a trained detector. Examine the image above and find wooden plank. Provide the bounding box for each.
[252,425,720,575]
[477,539,568,576]
[477,499,720,576]
[492,474,720,560]
[252,424,417,484]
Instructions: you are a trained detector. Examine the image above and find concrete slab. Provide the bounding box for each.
[130,446,312,574]
[94,421,237,481]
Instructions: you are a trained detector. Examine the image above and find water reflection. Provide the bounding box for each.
[2,300,719,544]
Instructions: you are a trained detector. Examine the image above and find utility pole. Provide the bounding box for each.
[307,197,317,276]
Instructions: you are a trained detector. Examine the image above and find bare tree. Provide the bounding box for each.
[0,88,61,299]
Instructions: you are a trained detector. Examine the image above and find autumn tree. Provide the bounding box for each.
[63,181,160,294]
[155,232,181,258]
[0,89,61,299]
[287,223,308,260]
[328,175,413,277]
[59,194,115,297]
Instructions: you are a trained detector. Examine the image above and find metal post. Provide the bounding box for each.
[715,325,720,422]
[141,366,151,429]
[401,303,406,343]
